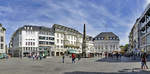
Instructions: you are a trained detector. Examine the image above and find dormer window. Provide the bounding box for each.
[27,27,29,30]
[113,37,115,39]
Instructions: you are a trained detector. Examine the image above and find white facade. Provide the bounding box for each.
[94,40,119,53]
[11,25,54,57]
[94,32,120,53]
[0,24,6,54]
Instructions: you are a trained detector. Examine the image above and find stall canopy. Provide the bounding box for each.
[68,49,77,54]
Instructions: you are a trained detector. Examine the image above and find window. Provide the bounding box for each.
[1,44,3,49]
[1,36,3,42]
[49,42,54,45]
[33,42,35,46]
[46,42,49,45]
[57,33,59,38]
[61,40,63,44]
[26,42,27,45]
[39,36,45,40]
[46,37,48,40]
[110,45,112,49]
[105,45,108,50]
[28,42,30,46]
[57,45,59,48]
[113,45,115,49]
[49,37,54,40]
[31,42,32,46]
[39,41,44,44]
[57,39,59,43]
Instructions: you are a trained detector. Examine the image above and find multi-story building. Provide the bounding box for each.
[129,18,140,52]
[0,24,6,56]
[86,36,95,56]
[10,25,54,57]
[129,4,150,53]
[94,32,120,53]
[52,24,83,56]
[138,4,150,53]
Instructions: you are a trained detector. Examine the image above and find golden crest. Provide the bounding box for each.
[105,36,109,40]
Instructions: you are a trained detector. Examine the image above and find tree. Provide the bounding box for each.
[124,44,129,52]
[120,44,129,54]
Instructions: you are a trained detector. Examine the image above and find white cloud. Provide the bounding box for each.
[1,0,144,46]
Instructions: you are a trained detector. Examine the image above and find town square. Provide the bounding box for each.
[0,56,150,74]
[1,0,150,74]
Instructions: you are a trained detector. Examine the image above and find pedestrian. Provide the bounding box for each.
[32,54,35,60]
[72,53,76,63]
[39,54,42,60]
[77,54,81,61]
[116,52,119,60]
[62,54,65,63]
[105,52,107,58]
[36,54,39,60]
[141,53,148,69]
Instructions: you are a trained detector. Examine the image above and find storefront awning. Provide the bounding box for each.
[68,49,77,53]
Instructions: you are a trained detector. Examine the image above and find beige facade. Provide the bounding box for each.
[52,24,83,56]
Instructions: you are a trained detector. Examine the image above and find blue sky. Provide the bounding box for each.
[0,0,149,45]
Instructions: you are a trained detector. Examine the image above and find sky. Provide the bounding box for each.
[0,0,150,46]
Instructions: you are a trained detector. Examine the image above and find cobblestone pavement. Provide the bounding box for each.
[0,57,150,74]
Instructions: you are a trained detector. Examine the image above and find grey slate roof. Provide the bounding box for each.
[21,25,52,32]
[94,32,119,40]
[52,24,82,35]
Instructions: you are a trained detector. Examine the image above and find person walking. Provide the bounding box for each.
[72,53,76,63]
[141,53,148,69]
[39,54,42,60]
[32,54,35,61]
[62,54,65,63]
[77,54,81,61]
